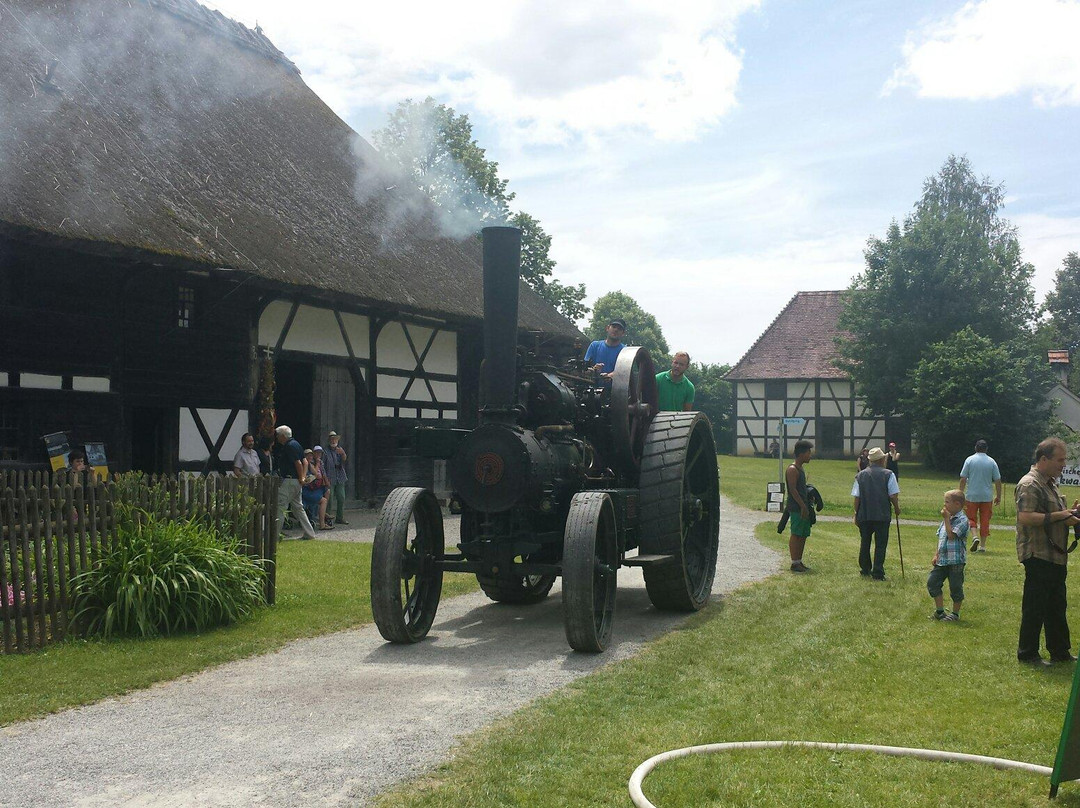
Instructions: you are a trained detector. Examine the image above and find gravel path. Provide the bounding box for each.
[0,496,778,808]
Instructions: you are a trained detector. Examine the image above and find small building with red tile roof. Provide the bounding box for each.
[724,291,908,458]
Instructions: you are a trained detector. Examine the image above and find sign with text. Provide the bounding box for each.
[1061,466,1080,487]
[782,417,805,426]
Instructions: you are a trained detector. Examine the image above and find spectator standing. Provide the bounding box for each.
[1014,437,1079,666]
[960,439,1003,552]
[928,490,970,621]
[886,442,901,478]
[271,425,317,540]
[656,352,695,412]
[232,433,262,477]
[785,439,815,573]
[325,430,349,525]
[584,318,626,379]
[851,446,901,580]
[856,447,870,473]
[302,446,332,530]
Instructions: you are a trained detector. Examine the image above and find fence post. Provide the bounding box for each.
[1,487,16,653]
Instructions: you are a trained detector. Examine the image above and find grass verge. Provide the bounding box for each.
[719,455,1080,522]
[376,521,1080,808]
[0,540,477,726]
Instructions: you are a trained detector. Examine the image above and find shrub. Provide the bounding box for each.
[71,514,265,639]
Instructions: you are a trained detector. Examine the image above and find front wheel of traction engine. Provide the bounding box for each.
[638,412,720,611]
[371,487,445,643]
[562,492,619,652]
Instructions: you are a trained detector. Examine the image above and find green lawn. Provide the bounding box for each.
[719,454,1080,522]
[0,540,477,726]
[377,521,1080,808]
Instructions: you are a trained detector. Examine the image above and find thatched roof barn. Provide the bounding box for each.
[0,0,582,494]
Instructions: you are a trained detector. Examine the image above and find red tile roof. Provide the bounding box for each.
[1048,350,1071,365]
[725,291,851,380]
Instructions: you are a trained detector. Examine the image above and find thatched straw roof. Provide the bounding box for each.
[0,0,581,338]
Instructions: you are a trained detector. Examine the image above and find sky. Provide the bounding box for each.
[204,0,1080,366]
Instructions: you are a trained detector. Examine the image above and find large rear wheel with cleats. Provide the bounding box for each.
[638,412,720,611]
[562,492,619,652]
[371,487,445,643]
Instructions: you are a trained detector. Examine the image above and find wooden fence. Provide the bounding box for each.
[0,471,280,654]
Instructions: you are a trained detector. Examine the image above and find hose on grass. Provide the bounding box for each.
[628,740,1055,808]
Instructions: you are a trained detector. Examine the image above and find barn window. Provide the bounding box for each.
[178,285,196,329]
[764,381,786,400]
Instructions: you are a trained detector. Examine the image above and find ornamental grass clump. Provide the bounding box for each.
[71,514,265,639]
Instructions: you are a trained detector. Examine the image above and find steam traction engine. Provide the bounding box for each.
[370,226,720,652]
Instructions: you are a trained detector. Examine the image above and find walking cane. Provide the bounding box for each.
[895,511,905,579]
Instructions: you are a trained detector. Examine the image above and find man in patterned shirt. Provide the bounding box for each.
[1015,437,1080,667]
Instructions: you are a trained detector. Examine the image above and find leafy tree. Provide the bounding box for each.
[905,327,1051,479]
[372,97,513,224]
[587,291,670,361]
[837,155,1036,418]
[1040,252,1080,388]
[373,98,587,320]
[509,212,588,321]
[688,362,734,452]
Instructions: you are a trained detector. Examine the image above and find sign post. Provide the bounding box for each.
[768,418,806,512]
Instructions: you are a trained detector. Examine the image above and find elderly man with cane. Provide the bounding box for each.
[852,446,901,580]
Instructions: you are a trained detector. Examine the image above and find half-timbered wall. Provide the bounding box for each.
[257,298,467,498]
[733,379,886,458]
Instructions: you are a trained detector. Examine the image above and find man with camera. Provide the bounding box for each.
[1015,437,1080,666]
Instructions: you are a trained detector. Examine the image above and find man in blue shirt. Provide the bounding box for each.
[959,439,1003,552]
[584,318,626,379]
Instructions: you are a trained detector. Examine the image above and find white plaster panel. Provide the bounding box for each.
[403,382,433,403]
[820,400,843,418]
[258,300,293,347]
[445,410,458,421]
[179,408,247,462]
[791,399,815,417]
[377,322,416,370]
[376,406,396,417]
[737,399,760,417]
[72,376,110,392]
[428,380,457,403]
[741,382,764,398]
[21,373,62,390]
[378,374,408,399]
[421,329,457,375]
[421,409,440,419]
[0,373,8,386]
[339,311,371,359]
[827,381,852,398]
[179,409,207,462]
[283,305,348,357]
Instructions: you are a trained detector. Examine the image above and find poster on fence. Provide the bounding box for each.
[84,442,108,481]
[42,432,70,472]
[1061,466,1080,487]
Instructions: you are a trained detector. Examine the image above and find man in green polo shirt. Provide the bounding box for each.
[656,351,695,412]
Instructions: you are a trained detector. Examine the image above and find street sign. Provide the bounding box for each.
[782,417,805,426]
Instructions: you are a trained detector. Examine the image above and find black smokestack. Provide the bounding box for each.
[480,226,522,415]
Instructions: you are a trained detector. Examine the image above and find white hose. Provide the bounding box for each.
[628,740,1056,808]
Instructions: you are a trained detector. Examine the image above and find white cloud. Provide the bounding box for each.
[202,0,759,145]
[886,0,1080,105]
[1013,213,1080,299]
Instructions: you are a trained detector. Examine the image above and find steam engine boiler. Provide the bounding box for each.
[370,227,720,652]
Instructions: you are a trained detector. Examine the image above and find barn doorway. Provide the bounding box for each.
[274,359,314,448]
[130,406,169,474]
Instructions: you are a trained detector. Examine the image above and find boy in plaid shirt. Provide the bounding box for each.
[928,489,970,621]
